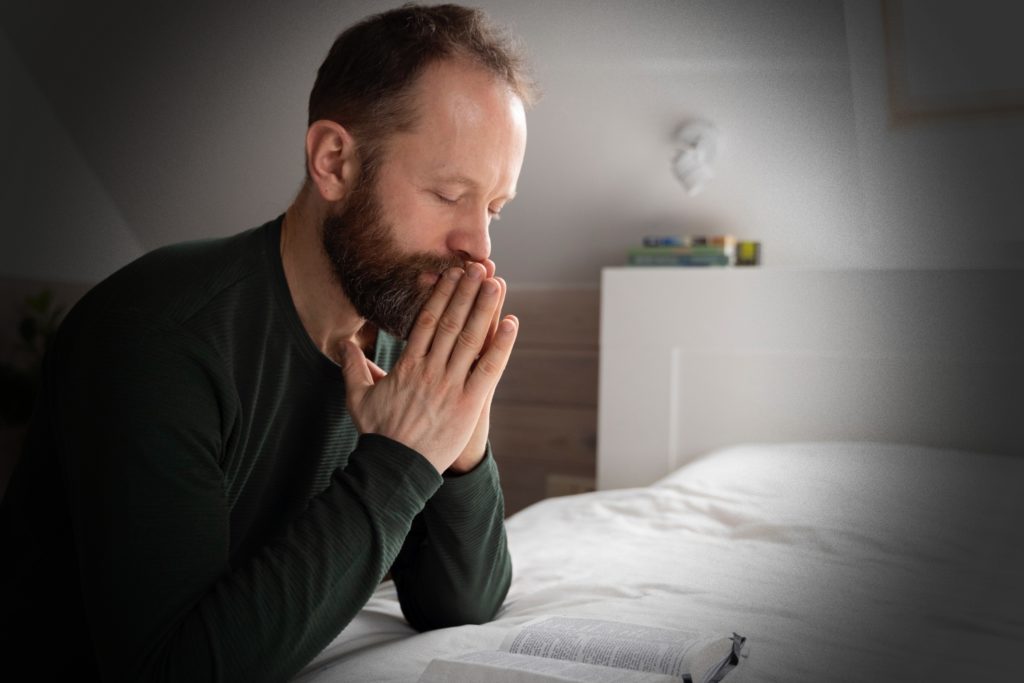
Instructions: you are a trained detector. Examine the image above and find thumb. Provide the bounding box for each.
[339,340,374,400]
[365,358,388,382]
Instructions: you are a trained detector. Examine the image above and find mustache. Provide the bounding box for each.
[396,251,468,279]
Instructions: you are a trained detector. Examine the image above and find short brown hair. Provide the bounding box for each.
[308,3,537,173]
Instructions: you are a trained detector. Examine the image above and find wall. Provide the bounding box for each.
[842,1,1024,268]
[3,2,1021,287]
[0,31,143,284]
[0,0,866,289]
[2,1,1022,509]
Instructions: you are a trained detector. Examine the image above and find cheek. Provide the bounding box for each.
[372,168,454,251]
[389,201,453,251]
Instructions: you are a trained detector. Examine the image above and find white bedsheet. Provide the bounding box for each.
[296,442,1024,682]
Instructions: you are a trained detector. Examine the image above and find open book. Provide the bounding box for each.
[418,616,747,683]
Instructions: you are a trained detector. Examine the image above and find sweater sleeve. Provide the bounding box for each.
[389,444,512,631]
[54,320,441,682]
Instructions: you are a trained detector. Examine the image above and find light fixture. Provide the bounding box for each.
[671,120,719,196]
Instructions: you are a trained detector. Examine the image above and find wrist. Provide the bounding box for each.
[445,448,487,476]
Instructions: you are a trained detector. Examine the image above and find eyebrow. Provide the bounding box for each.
[431,172,517,201]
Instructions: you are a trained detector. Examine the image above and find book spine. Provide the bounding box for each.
[628,252,729,266]
[628,246,728,256]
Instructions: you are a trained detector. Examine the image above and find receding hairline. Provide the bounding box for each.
[304,3,538,181]
[356,54,529,163]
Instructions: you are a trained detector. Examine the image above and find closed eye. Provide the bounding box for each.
[433,189,505,220]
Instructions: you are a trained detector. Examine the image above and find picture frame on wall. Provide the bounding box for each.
[882,0,1024,125]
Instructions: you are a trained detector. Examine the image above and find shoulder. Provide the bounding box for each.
[49,217,284,397]
[62,217,279,339]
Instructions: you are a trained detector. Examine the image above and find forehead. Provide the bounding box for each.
[384,59,527,190]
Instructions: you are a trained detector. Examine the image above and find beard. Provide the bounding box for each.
[320,167,465,340]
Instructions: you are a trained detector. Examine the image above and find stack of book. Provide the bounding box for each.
[628,235,743,267]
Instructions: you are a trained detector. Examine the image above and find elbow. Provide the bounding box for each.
[404,597,503,632]
[401,557,511,632]
[453,578,509,628]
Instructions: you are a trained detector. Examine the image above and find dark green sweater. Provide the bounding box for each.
[0,215,511,681]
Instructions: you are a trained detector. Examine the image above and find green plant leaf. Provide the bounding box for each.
[27,289,54,314]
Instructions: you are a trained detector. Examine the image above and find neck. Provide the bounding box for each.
[280,188,375,364]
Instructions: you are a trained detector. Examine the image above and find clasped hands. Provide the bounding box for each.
[340,260,516,475]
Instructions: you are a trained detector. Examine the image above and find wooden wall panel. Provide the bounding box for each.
[490,405,598,515]
[503,287,600,350]
[490,287,601,516]
[495,348,598,408]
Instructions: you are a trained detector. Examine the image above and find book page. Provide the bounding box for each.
[418,650,685,683]
[418,617,746,683]
[499,616,711,679]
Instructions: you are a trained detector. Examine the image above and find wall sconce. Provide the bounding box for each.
[671,120,719,196]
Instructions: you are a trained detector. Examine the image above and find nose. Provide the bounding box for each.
[446,205,492,264]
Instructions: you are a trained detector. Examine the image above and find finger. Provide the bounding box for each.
[465,315,518,399]
[448,277,503,376]
[406,266,464,358]
[427,261,489,364]
[484,277,507,350]
[480,258,496,279]
[478,382,497,422]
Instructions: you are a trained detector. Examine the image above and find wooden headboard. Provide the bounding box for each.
[597,267,1024,490]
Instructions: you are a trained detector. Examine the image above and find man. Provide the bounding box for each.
[0,3,537,680]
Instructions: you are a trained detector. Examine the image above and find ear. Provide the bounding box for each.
[305,120,360,202]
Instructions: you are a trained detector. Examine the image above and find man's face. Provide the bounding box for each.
[321,166,462,339]
[321,59,528,339]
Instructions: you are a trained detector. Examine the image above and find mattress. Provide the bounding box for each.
[295,441,1024,682]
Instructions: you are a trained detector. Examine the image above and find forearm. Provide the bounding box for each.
[391,448,512,631]
[168,437,440,681]
[75,433,440,683]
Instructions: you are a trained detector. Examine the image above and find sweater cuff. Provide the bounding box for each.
[346,433,443,507]
[431,443,503,511]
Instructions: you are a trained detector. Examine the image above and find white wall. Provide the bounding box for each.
[1,1,1020,288]
[495,0,864,283]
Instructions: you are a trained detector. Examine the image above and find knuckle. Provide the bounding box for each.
[423,371,455,397]
[416,309,440,330]
[457,328,481,350]
[394,356,418,376]
[475,356,502,378]
[417,366,438,387]
[438,315,462,336]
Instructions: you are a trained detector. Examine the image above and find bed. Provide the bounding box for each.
[295,267,1023,682]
